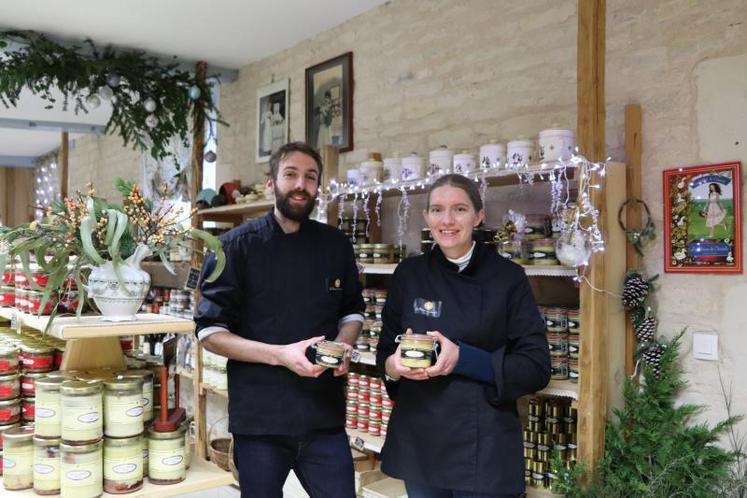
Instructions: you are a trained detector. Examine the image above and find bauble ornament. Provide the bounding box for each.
[106,73,121,88]
[145,114,159,129]
[85,94,101,110]
[188,85,202,100]
[143,98,157,113]
[204,150,217,163]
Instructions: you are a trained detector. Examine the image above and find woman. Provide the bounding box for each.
[376,174,550,498]
[705,182,728,237]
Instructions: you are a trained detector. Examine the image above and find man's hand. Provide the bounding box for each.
[424,331,459,378]
[333,342,354,377]
[384,328,429,381]
[276,336,327,378]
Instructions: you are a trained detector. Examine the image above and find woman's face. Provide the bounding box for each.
[423,184,485,258]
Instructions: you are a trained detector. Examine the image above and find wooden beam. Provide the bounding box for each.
[577,0,607,472]
[624,104,642,375]
[190,61,208,233]
[60,131,69,198]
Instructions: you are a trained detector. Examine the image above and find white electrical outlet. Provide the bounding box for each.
[693,331,719,361]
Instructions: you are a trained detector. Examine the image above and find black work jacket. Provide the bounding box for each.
[375,243,550,494]
[196,211,365,435]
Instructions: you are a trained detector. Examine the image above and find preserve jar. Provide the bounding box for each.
[397,334,437,368]
[452,152,476,175]
[0,347,19,374]
[545,307,568,333]
[21,370,47,397]
[117,370,154,424]
[103,377,144,438]
[0,398,20,424]
[60,439,103,498]
[479,140,506,169]
[20,397,34,422]
[400,153,424,181]
[36,376,65,438]
[529,239,559,265]
[358,244,374,264]
[0,422,20,450]
[103,434,143,494]
[3,426,34,490]
[183,421,192,470]
[60,380,103,444]
[0,286,14,307]
[372,244,394,264]
[0,371,20,400]
[33,435,60,495]
[524,214,551,240]
[147,425,186,485]
[567,308,580,335]
[428,145,453,175]
[20,343,54,372]
[311,341,346,369]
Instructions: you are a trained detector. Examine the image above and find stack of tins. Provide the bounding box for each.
[0,258,81,315]
[345,372,394,438]
[357,289,387,353]
[523,396,578,492]
[537,306,581,383]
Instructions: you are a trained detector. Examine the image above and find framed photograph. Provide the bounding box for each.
[305,52,353,153]
[256,79,289,163]
[663,161,742,273]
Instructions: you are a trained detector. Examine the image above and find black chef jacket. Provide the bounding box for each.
[195,211,365,436]
[375,243,550,494]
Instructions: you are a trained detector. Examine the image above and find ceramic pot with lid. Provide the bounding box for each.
[507,139,535,168]
[479,141,506,169]
[538,129,575,162]
[428,146,453,176]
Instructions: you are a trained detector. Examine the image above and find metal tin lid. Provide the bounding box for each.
[60,439,103,453]
[3,425,34,440]
[20,343,54,354]
[0,422,20,433]
[147,425,186,440]
[104,376,144,391]
[33,435,60,446]
[117,369,154,381]
[60,380,102,395]
[104,434,143,447]
[21,371,47,380]
[42,371,75,381]
[75,370,116,383]
[0,347,18,358]
[0,371,19,380]
[0,398,20,407]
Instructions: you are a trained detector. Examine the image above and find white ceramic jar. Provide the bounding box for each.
[359,160,383,186]
[346,168,363,187]
[452,152,477,175]
[539,129,575,162]
[400,153,424,181]
[428,146,453,175]
[479,141,506,168]
[507,139,536,168]
[383,156,401,182]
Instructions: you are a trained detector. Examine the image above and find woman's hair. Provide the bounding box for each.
[426,174,483,211]
[709,183,722,195]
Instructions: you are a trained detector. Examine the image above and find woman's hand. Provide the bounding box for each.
[425,331,459,378]
[384,328,429,381]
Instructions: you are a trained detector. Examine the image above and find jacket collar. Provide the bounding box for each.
[265,209,313,235]
[428,241,485,276]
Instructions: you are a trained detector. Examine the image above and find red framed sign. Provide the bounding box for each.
[663,161,742,273]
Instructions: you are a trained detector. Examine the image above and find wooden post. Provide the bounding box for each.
[60,131,69,198]
[624,104,642,375]
[577,0,607,471]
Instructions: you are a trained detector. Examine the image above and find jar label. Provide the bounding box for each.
[36,407,56,418]
[126,406,145,417]
[77,412,100,423]
[62,455,102,488]
[66,470,92,481]
[34,463,55,474]
[4,448,31,476]
[149,447,185,480]
[113,463,137,474]
[62,398,102,441]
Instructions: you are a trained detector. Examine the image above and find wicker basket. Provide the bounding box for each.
[208,417,232,472]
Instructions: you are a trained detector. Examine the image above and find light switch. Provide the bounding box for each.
[693,331,719,361]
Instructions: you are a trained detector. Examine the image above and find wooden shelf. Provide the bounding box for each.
[200,383,228,398]
[142,260,192,289]
[361,476,406,498]
[197,199,273,221]
[537,379,579,400]
[347,427,384,453]
[359,262,576,278]
[0,308,194,339]
[526,487,561,497]
[359,263,397,275]
[354,351,377,366]
[4,456,234,498]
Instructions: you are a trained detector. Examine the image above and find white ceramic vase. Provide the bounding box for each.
[85,244,152,321]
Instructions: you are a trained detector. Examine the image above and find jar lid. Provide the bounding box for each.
[60,439,103,453]
[361,160,383,169]
[147,425,187,440]
[3,426,34,440]
[42,371,75,381]
[373,243,392,249]
[0,423,20,433]
[33,435,60,446]
[60,380,103,395]
[104,376,144,391]
[0,371,19,380]
[75,370,116,383]
[429,146,452,158]
[104,434,143,447]
[117,369,155,381]
[21,343,54,354]
[0,347,18,357]
[399,333,435,343]
[316,340,346,354]
[0,398,19,408]
[453,152,475,160]
[21,371,48,379]
[508,139,534,147]
[360,243,374,249]
[539,128,575,138]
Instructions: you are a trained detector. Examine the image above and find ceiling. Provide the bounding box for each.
[0,0,389,165]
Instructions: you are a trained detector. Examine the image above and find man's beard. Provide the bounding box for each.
[275,185,316,222]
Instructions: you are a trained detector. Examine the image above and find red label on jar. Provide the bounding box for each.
[0,384,15,398]
[0,360,15,373]
[21,354,53,371]
[20,381,34,397]
[21,401,34,421]
[0,407,18,424]
[54,352,63,369]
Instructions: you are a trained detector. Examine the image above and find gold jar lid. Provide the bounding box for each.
[75,370,116,382]
[117,369,154,382]
[60,380,102,395]
[104,434,142,448]
[20,343,54,354]
[42,371,75,381]
[104,376,144,391]
[0,371,19,380]
[0,347,18,358]
[20,371,47,380]
[147,425,186,440]
[33,435,60,447]
[373,243,392,249]
[3,425,34,441]
[0,398,20,407]
[60,439,103,453]
[0,422,20,433]
[359,243,374,249]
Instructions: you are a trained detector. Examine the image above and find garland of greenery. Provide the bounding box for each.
[0,30,224,163]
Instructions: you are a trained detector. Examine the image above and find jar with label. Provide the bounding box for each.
[545,307,568,333]
[568,335,580,360]
[183,421,192,470]
[569,358,579,383]
[358,244,374,264]
[60,440,103,498]
[529,239,559,265]
[567,308,581,335]
[531,461,547,488]
[104,377,144,438]
[524,214,551,240]
[0,422,20,450]
[3,426,34,490]
[536,432,551,463]
[0,372,19,400]
[60,380,103,444]
[21,370,46,398]
[0,398,20,424]
[104,435,143,494]
[33,435,60,495]
[550,356,569,380]
[35,376,65,438]
[20,344,54,372]
[372,244,393,264]
[147,426,186,485]
[117,370,154,424]
[21,397,34,422]
[0,347,19,374]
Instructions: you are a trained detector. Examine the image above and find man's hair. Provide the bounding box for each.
[426,173,483,212]
[268,142,323,185]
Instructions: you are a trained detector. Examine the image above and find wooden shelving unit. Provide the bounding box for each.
[196,199,273,224]
[360,263,578,278]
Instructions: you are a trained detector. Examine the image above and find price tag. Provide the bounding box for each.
[351,351,361,363]
[184,267,202,290]
[10,310,20,332]
[352,436,365,452]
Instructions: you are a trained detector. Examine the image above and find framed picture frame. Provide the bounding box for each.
[256,79,289,163]
[663,161,742,273]
[305,52,353,153]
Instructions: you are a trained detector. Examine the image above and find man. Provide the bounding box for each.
[195,142,364,498]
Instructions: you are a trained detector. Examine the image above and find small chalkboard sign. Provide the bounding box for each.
[184,267,201,290]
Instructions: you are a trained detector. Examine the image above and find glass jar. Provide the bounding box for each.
[103,434,143,494]
[529,238,559,265]
[20,344,54,372]
[3,426,34,490]
[0,422,20,450]
[147,426,186,485]
[525,214,551,240]
[33,435,61,495]
[21,397,34,422]
[118,370,154,424]
[397,334,437,368]
[358,244,374,264]
[567,308,581,335]
[372,244,394,264]
[0,398,20,424]
[36,376,66,438]
[103,377,144,438]
[545,307,568,333]
[0,371,20,400]
[550,356,569,380]
[182,421,192,470]
[60,440,103,498]
[0,347,19,374]
[60,381,103,444]
[21,370,47,398]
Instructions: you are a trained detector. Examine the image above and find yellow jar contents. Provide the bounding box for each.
[314,341,346,368]
[103,435,143,494]
[35,376,66,438]
[183,422,191,470]
[60,440,103,498]
[118,370,154,424]
[3,426,34,490]
[104,377,144,438]
[33,435,60,495]
[60,381,103,444]
[147,426,186,485]
[398,334,436,368]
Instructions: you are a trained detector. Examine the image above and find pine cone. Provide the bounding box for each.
[642,344,666,377]
[635,317,657,343]
[622,274,649,310]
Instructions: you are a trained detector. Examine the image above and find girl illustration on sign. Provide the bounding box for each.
[703,182,728,237]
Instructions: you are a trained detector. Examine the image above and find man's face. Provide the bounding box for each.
[269,151,320,222]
